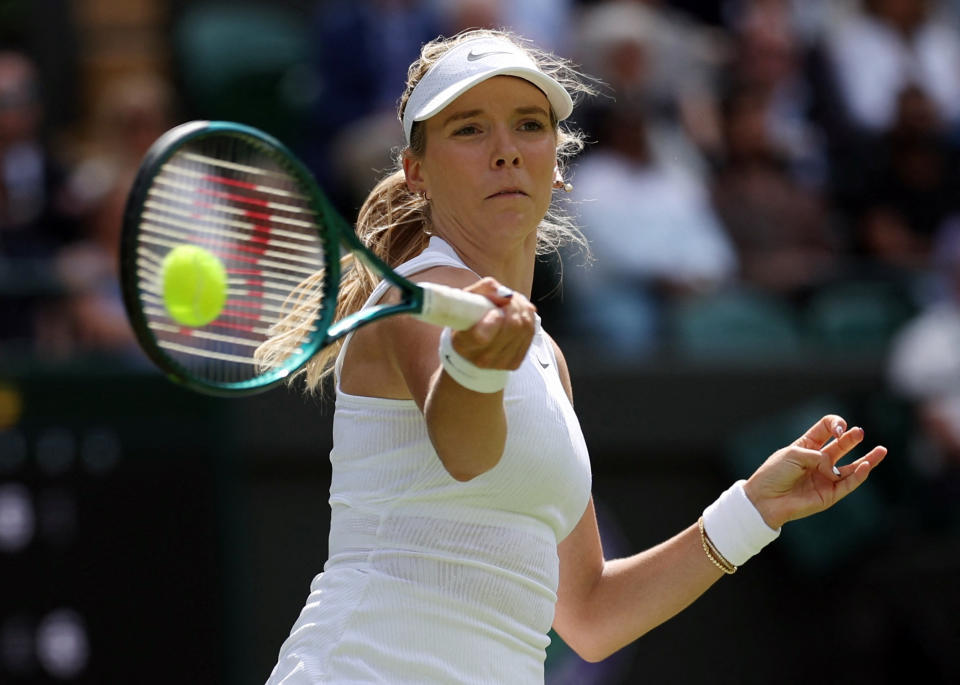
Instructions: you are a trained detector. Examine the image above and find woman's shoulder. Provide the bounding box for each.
[341,264,480,400]
[406,264,479,289]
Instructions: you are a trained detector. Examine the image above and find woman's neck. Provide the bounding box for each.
[435,231,538,297]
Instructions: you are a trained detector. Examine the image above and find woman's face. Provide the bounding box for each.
[405,76,558,249]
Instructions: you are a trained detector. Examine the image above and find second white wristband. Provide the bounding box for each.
[438,327,509,393]
[702,480,781,567]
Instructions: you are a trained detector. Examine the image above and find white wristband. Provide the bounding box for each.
[702,480,780,567]
[438,327,509,393]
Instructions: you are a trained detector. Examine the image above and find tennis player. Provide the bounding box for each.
[263,29,886,684]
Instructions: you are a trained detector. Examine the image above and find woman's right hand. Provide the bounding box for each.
[451,277,537,372]
[425,277,535,480]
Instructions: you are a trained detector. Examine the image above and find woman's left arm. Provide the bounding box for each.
[548,340,887,662]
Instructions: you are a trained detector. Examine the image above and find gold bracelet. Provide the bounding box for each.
[704,535,737,575]
[698,516,737,574]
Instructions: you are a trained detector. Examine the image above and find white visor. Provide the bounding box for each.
[402,36,574,146]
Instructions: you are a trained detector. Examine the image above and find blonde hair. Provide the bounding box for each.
[257,29,596,394]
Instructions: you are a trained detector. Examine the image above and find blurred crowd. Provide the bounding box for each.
[0,45,171,360]
[2,0,960,513]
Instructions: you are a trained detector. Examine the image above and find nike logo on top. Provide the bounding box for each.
[466,49,514,61]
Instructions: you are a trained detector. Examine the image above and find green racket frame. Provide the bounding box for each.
[120,121,439,396]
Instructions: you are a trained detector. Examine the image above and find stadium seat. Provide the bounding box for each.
[172,3,314,142]
[803,279,916,354]
[669,287,801,359]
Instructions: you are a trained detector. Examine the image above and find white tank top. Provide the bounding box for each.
[267,237,592,684]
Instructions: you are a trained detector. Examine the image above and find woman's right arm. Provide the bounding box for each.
[373,268,537,481]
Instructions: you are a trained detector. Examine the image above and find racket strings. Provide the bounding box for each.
[254,268,329,371]
[134,135,330,384]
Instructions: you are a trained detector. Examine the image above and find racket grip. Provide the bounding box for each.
[417,282,496,330]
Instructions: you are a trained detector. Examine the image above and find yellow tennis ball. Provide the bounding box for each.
[161,244,228,327]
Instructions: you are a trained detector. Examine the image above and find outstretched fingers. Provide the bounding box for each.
[752,422,888,526]
[793,423,886,485]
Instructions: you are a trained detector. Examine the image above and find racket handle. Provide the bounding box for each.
[417,282,496,330]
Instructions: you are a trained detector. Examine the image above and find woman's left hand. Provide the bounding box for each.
[743,415,887,530]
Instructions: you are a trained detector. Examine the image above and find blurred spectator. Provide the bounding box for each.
[845,84,960,270]
[35,74,174,359]
[315,0,440,130]
[722,0,829,187]
[823,0,960,136]
[740,0,843,45]
[560,2,737,352]
[711,84,839,298]
[0,50,75,257]
[308,0,443,211]
[565,99,737,353]
[575,0,729,157]
[0,49,77,347]
[438,0,575,52]
[67,75,174,241]
[888,218,960,527]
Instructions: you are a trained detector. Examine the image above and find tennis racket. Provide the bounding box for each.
[120,120,494,396]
